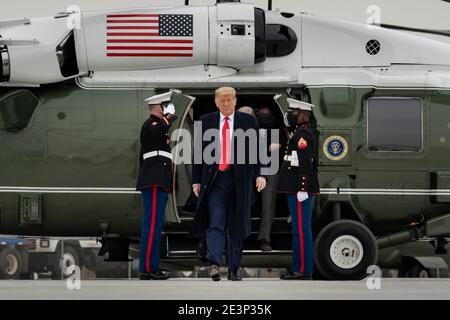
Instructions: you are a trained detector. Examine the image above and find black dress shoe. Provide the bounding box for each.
[227,269,243,281]
[209,265,221,281]
[140,271,170,280]
[280,272,312,280]
[260,239,273,252]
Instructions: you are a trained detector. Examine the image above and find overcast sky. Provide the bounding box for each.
[1,0,449,41]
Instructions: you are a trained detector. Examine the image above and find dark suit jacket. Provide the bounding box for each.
[189,111,262,239]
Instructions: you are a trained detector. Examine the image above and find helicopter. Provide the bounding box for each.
[1,0,450,280]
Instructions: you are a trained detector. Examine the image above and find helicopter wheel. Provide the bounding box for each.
[399,261,429,278]
[0,247,22,279]
[51,245,82,280]
[314,220,378,280]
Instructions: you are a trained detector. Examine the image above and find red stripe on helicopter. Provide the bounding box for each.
[107,14,159,18]
[107,26,159,30]
[107,33,160,37]
[107,53,193,57]
[107,39,193,43]
[107,46,193,51]
[107,20,159,23]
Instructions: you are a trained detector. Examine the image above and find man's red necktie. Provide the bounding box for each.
[219,116,230,171]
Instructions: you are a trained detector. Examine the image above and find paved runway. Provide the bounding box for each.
[0,278,449,300]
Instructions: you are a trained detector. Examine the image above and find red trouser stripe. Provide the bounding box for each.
[297,200,305,274]
[146,186,157,272]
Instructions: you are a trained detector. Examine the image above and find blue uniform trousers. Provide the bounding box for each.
[139,186,168,273]
[287,194,314,275]
[206,169,243,273]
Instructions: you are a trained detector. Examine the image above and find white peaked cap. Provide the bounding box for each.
[145,91,172,105]
[287,98,315,111]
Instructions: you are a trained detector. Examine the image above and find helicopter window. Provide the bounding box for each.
[266,24,297,57]
[0,90,39,131]
[367,98,422,152]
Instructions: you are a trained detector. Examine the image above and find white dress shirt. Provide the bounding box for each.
[219,112,234,144]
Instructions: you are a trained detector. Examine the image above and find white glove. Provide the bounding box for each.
[297,191,309,202]
[163,103,176,115]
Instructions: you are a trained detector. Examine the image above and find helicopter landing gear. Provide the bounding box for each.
[314,220,378,280]
[98,236,132,262]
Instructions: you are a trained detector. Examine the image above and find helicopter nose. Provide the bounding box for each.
[0,44,10,83]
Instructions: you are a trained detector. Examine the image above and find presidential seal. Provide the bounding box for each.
[323,135,348,161]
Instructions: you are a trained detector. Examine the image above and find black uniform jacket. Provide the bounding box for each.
[189,111,262,239]
[277,123,320,194]
[136,114,176,193]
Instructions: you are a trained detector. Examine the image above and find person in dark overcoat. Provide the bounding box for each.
[190,86,267,281]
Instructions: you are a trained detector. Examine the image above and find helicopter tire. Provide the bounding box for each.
[51,245,82,280]
[314,220,378,280]
[399,261,429,278]
[0,247,22,279]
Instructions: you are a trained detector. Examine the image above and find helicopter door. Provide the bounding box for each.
[167,90,196,223]
[272,91,291,113]
[356,96,428,223]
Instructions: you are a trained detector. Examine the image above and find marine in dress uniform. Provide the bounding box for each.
[277,98,320,280]
[136,91,177,280]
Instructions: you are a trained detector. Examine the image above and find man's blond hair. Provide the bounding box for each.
[215,86,236,98]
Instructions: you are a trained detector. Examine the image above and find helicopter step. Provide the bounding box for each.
[162,216,293,260]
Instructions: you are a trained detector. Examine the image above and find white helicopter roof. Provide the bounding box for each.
[1,3,450,89]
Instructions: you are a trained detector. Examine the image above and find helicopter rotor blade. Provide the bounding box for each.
[378,23,450,37]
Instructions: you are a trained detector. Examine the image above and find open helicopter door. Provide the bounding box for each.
[166,90,196,223]
[273,89,294,113]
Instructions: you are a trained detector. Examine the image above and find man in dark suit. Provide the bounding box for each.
[136,91,177,280]
[190,86,266,281]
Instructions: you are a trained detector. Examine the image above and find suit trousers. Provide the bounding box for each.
[258,173,279,242]
[206,169,243,273]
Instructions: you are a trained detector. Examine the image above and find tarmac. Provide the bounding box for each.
[0,278,449,300]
